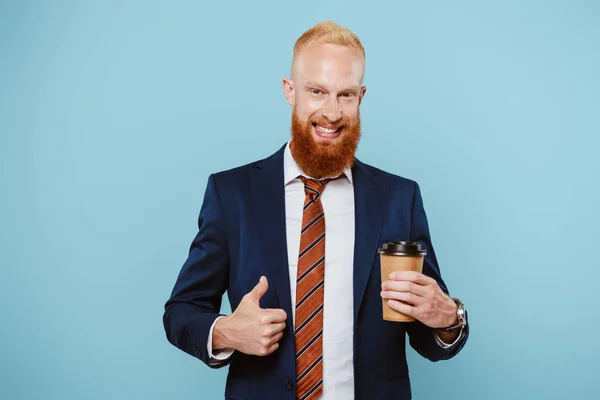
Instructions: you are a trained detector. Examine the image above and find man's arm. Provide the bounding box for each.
[405,181,469,361]
[163,174,231,368]
[163,175,287,367]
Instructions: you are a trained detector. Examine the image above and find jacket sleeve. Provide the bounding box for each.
[163,174,231,368]
[405,181,469,361]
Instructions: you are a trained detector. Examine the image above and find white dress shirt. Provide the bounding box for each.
[206,141,462,397]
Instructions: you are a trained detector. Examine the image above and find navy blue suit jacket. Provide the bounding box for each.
[163,144,468,399]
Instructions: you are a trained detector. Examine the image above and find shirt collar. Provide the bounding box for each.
[283,141,354,186]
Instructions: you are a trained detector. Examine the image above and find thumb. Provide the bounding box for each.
[248,276,268,304]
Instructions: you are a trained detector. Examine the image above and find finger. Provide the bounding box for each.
[389,271,436,286]
[268,331,284,346]
[387,299,419,319]
[263,308,288,323]
[268,322,286,335]
[248,276,269,303]
[265,342,280,355]
[381,290,425,306]
[381,280,427,297]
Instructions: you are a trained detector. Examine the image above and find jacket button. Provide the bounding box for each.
[285,380,294,391]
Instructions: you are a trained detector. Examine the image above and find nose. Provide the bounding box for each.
[321,96,342,123]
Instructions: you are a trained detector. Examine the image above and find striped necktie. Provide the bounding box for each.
[294,175,337,400]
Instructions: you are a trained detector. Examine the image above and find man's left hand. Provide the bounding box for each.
[381,271,458,329]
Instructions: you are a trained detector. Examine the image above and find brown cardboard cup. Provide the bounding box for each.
[379,241,426,322]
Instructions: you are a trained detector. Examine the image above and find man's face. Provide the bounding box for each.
[283,42,367,178]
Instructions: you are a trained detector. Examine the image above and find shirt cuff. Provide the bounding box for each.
[207,316,235,364]
[432,327,465,349]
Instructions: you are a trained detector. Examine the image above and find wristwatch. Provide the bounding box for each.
[438,297,466,332]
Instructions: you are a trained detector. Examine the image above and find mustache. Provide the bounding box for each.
[309,116,350,129]
[307,111,350,128]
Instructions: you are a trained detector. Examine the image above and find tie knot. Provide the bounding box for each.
[299,176,338,198]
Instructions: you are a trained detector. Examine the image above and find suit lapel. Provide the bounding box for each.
[352,159,385,322]
[249,145,294,335]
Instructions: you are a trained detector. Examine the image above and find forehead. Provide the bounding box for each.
[293,42,364,89]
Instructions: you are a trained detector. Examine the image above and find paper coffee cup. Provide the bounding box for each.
[379,241,426,322]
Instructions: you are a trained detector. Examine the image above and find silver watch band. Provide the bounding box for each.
[439,297,466,332]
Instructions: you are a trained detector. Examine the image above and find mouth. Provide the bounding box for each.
[312,123,343,140]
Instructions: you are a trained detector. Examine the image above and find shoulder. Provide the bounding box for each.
[205,144,286,192]
[211,159,259,181]
[355,159,419,191]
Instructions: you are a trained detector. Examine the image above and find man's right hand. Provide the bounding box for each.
[212,276,287,356]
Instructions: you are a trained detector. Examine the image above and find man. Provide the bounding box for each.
[163,21,468,399]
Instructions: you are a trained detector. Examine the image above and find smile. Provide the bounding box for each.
[312,123,342,139]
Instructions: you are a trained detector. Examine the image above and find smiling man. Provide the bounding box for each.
[163,21,469,400]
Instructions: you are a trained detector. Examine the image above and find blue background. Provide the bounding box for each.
[1,1,599,399]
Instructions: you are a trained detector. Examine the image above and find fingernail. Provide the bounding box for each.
[389,273,395,279]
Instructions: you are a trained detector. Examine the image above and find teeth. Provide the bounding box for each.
[315,125,338,134]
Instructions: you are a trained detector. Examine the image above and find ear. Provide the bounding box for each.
[358,86,367,105]
[282,78,295,107]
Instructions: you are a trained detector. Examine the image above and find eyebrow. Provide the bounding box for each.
[304,82,361,93]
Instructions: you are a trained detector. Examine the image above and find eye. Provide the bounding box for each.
[311,89,322,95]
[340,92,355,98]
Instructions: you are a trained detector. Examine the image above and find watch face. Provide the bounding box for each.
[454,300,466,325]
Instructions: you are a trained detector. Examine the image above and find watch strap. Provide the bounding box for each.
[438,297,466,332]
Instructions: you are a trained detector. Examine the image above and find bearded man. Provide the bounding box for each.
[163,21,469,400]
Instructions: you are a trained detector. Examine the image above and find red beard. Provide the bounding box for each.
[290,106,361,179]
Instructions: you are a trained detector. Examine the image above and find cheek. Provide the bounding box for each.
[341,103,360,120]
[295,98,320,122]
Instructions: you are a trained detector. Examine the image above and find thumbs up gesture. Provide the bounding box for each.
[212,276,288,356]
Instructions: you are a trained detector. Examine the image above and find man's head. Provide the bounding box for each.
[283,21,367,179]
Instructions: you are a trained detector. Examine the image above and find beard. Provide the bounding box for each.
[289,106,361,179]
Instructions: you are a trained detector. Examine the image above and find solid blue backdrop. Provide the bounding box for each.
[1,1,599,399]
